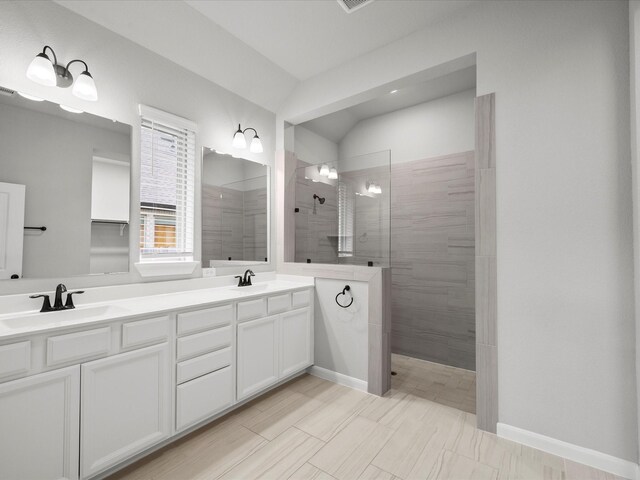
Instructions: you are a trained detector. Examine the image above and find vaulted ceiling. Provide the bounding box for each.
[54,0,474,112]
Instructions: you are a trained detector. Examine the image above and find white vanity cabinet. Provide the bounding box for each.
[0,281,314,479]
[236,289,313,401]
[0,366,80,480]
[175,305,234,432]
[280,308,313,378]
[237,315,280,399]
[80,343,171,478]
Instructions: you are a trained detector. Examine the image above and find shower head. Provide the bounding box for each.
[313,194,325,204]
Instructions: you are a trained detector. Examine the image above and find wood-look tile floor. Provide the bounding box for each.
[391,354,476,415]
[110,373,626,480]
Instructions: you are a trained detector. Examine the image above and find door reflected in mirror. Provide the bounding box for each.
[201,148,269,267]
[0,86,132,280]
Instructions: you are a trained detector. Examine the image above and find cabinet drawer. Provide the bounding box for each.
[47,327,111,367]
[176,347,232,384]
[177,304,232,336]
[176,366,232,431]
[268,293,291,315]
[176,326,231,361]
[237,298,266,322]
[122,316,169,348]
[0,341,31,380]
[292,290,311,308]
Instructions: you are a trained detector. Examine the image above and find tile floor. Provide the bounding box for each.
[390,354,476,414]
[110,360,625,480]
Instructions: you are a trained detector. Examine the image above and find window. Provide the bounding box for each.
[138,106,196,260]
[338,181,354,257]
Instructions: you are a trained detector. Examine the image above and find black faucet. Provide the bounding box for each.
[29,284,84,312]
[234,269,256,287]
[53,283,67,310]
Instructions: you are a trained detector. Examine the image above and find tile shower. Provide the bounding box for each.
[293,150,475,370]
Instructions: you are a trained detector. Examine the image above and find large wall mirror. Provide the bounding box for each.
[0,87,132,280]
[201,148,269,267]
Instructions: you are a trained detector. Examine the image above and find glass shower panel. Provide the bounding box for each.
[293,150,390,267]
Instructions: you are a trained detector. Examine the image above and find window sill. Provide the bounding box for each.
[134,260,199,278]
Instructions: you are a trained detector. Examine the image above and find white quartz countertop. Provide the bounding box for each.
[0,278,314,341]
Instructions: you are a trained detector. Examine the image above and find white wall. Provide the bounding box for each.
[294,125,338,167]
[339,89,475,164]
[0,1,277,294]
[314,279,368,383]
[280,0,636,463]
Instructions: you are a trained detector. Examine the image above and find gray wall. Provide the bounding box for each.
[390,152,475,370]
[0,102,130,278]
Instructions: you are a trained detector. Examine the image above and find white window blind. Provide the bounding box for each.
[338,182,354,257]
[139,110,195,259]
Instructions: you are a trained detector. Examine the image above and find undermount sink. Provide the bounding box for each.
[0,304,129,330]
[229,284,269,294]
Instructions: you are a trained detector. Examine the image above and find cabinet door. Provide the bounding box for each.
[280,308,313,378]
[0,366,80,480]
[237,315,279,400]
[81,343,170,478]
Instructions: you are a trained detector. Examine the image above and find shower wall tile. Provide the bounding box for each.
[390,151,476,370]
[202,185,268,264]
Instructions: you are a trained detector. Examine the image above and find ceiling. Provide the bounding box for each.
[185,0,475,81]
[300,65,476,143]
[55,0,475,112]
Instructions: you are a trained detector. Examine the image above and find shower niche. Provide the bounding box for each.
[293,150,390,267]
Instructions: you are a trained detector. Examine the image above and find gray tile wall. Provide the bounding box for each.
[202,184,268,264]
[292,152,476,371]
[294,160,339,264]
[390,151,476,370]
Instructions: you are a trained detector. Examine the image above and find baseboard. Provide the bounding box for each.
[308,365,368,392]
[497,423,639,480]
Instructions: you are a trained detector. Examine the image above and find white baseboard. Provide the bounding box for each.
[308,365,368,392]
[497,423,639,480]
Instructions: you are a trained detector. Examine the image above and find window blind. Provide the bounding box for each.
[139,114,195,258]
[338,182,354,257]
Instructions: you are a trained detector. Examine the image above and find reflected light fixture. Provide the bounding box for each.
[232,124,263,153]
[319,164,330,176]
[60,104,83,114]
[390,89,398,94]
[26,45,98,101]
[367,181,382,194]
[17,91,44,102]
[328,168,338,180]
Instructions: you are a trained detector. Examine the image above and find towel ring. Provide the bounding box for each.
[335,285,354,308]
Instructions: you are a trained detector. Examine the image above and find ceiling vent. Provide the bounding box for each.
[337,0,375,14]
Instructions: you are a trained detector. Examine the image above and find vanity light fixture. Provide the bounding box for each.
[319,164,330,176]
[328,168,338,180]
[26,45,98,101]
[232,124,263,153]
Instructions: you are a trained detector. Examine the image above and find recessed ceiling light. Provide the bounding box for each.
[60,104,83,113]
[389,89,398,94]
[17,91,44,101]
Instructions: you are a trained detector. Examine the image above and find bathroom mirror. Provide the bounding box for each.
[201,148,269,267]
[0,87,132,280]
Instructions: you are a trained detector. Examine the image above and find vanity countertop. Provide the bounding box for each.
[0,277,314,341]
